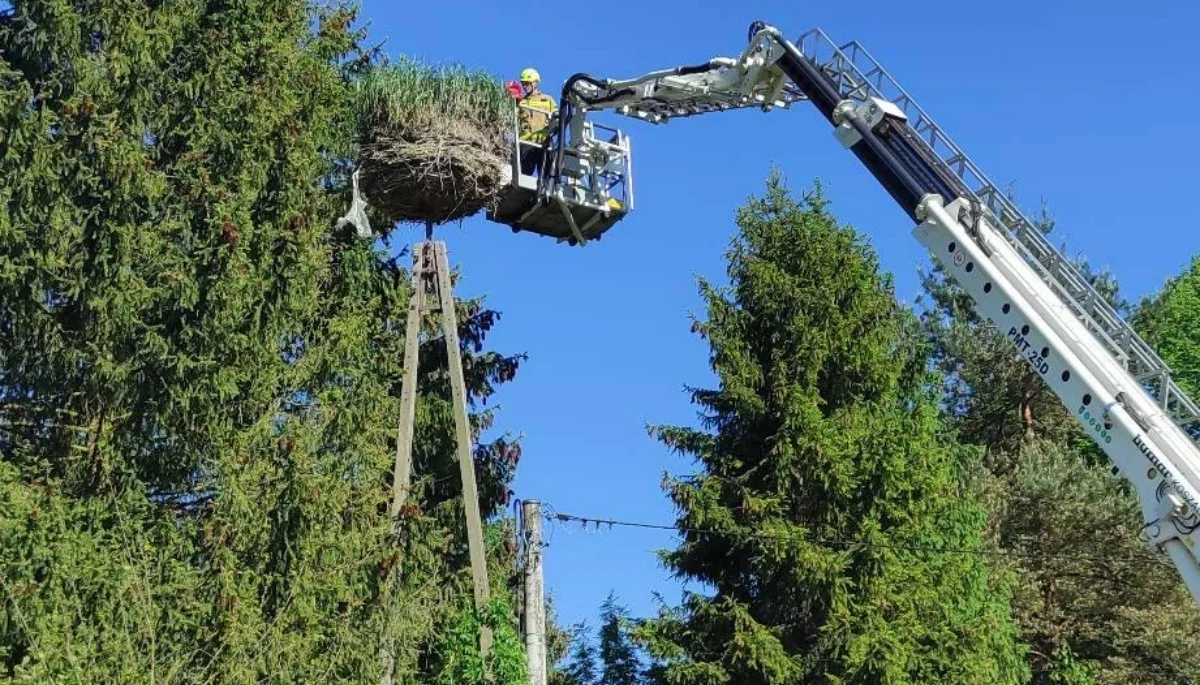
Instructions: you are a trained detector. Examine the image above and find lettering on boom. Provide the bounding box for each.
[1006,326,1050,376]
[1134,433,1200,516]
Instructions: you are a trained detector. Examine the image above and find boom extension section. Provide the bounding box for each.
[511,21,1200,605]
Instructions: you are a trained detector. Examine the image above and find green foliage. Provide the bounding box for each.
[980,440,1200,683]
[554,594,647,685]
[638,171,1027,684]
[354,57,512,135]
[0,0,526,681]
[0,460,208,683]
[1133,255,1200,400]
[917,198,1200,682]
[559,621,601,685]
[545,598,584,685]
[1047,644,1099,685]
[599,592,645,685]
[431,597,528,685]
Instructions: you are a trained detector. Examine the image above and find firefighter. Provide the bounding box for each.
[513,68,556,176]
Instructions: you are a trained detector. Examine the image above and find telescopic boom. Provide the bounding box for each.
[552,21,1200,605]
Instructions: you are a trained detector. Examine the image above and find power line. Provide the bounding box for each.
[549,509,1014,557]
[543,507,1170,573]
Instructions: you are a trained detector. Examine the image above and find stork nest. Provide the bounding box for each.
[358,119,508,225]
[352,59,514,227]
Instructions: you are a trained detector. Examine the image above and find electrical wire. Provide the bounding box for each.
[541,506,1172,572]
[525,507,1168,624]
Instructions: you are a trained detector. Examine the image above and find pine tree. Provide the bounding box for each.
[981,439,1200,683]
[917,202,1200,682]
[636,172,1027,685]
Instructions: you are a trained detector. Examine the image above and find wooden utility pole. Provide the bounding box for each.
[522,500,547,685]
[433,240,494,657]
[387,231,492,658]
[388,242,426,526]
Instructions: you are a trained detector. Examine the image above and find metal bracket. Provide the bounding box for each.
[554,195,587,245]
[832,97,905,148]
[950,199,994,257]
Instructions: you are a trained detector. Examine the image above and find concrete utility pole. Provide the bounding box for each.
[522,500,547,685]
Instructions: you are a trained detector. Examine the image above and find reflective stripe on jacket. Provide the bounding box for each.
[519,93,557,143]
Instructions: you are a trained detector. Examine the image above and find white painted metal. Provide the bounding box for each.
[791,26,1200,440]
[913,195,1200,606]
[580,29,803,124]
[833,97,904,147]
[492,19,1200,609]
[976,201,1200,499]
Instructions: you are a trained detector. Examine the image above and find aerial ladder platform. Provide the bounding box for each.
[486,21,1200,605]
[488,103,634,245]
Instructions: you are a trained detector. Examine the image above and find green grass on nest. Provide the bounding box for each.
[351,57,516,225]
[354,57,513,135]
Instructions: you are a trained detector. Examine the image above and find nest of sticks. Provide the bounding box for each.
[354,59,512,226]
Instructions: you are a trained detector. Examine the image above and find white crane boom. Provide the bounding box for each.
[490,21,1200,605]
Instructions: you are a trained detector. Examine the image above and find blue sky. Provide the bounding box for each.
[358,0,1200,639]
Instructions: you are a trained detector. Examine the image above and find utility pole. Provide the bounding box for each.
[384,230,492,679]
[522,500,546,685]
[433,239,494,658]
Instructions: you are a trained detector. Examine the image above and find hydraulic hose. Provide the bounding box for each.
[754,21,955,220]
[549,60,734,195]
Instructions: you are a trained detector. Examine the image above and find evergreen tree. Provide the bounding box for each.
[560,621,600,685]
[1132,255,1200,399]
[981,440,1200,683]
[600,592,644,685]
[917,201,1200,683]
[636,172,1027,685]
[0,0,527,681]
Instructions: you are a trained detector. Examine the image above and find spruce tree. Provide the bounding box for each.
[600,592,644,685]
[560,621,600,685]
[0,0,527,681]
[637,172,1027,684]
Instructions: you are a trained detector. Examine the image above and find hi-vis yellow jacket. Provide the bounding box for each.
[519,92,557,143]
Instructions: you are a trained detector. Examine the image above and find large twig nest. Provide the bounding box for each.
[358,120,507,225]
[354,59,512,227]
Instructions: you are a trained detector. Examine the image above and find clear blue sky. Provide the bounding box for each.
[359,0,1200,638]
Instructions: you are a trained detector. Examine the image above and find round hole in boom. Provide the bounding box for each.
[1021,325,1030,336]
[1083,393,1093,406]
[1041,347,1050,358]
[1104,421,1113,431]
[1062,370,1071,382]
[948,242,956,253]
[984,282,993,294]
[1003,304,1011,314]
[966,262,975,273]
